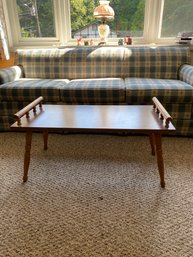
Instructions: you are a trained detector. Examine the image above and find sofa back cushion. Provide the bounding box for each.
[15,46,190,80]
[123,46,190,79]
[15,47,125,79]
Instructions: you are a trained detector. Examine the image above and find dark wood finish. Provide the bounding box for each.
[23,130,32,182]
[149,133,155,156]
[11,97,176,187]
[43,130,48,150]
[154,133,165,188]
[12,104,175,132]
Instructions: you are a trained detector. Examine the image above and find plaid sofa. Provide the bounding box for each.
[0,46,193,136]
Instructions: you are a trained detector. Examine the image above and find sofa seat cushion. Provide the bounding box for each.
[60,78,125,104]
[0,78,69,102]
[125,78,193,104]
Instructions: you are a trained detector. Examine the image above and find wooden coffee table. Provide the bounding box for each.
[11,96,176,187]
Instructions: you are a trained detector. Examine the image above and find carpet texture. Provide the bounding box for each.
[0,132,193,257]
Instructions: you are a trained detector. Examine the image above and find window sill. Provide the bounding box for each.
[11,42,193,52]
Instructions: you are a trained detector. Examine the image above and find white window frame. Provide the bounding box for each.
[2,0,178,49]
[2,0,71,48]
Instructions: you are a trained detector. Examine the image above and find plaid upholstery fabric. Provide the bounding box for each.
[0,78,69,102]
[179,64,193,86]
[172,119,193,136]
[15,47,190,80]
[161,103,192,119]
[15,47,125,79]
[123,46,190,79]
[0,101,29,115]
[0,116,16,131]
[0,66,23,84]
[0,46,192,136]
[125,78,193,104]
[60,78,125,104]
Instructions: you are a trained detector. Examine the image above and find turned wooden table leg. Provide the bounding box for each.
[23,130,32,182]
[149,133,155,156]
[154,133,165,188]
[43,129,48,150]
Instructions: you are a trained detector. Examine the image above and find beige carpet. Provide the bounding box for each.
[0,132,193,257]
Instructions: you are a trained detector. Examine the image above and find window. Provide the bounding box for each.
[70,0,145,39]
[16,0,56,38]
[161,0,193,37]
[4,0,70,47]
[2,0,193,48]
[111,0,145,37]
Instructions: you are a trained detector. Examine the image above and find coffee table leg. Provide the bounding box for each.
[23,130,32,182]
[43,129,48,150]
[154,133,165,188]
[149,133,155,156]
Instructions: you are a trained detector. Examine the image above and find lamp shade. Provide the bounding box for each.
[93,1,114,20]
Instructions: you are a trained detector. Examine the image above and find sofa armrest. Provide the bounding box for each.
[0,65,23,85]
[179,64,193,86]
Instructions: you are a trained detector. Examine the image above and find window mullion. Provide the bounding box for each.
[143,0,164,43]
[55,0,71,44]
[3,0,21,48]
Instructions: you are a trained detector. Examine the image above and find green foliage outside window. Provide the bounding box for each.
[71,0,145,37]
[17,0,55,38]
[16,0,193,39]
[17,0,145,38]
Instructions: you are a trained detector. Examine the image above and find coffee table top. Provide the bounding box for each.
[11,104,176,133]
